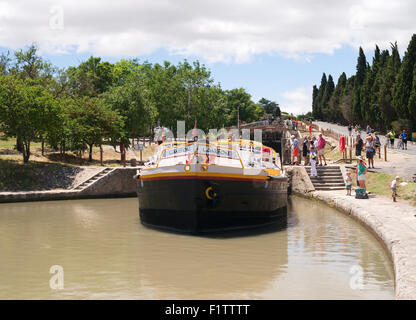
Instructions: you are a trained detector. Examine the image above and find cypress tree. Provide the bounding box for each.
[315,73,327,119]
[352,47,367,121]
[378,47,399,129]
[407,64,416,129]
[312,85,318,118]
[393,35,416,117]
[322,75,335,120]
[356,47,367,86]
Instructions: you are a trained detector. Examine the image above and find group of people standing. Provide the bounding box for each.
[284,118,299,130]
[288,133,327,177]
[353,132,380,169]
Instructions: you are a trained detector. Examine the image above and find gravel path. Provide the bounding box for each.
[314,121,416,180]
[314,121,416,156]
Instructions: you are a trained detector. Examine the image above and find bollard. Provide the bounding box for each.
[384,145,387,162]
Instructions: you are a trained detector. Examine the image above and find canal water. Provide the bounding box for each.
[0,196,394,299]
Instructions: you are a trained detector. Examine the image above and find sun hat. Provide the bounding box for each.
[291,135,295,138]
[396,176,400,179]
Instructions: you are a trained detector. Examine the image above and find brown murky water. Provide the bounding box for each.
[0,196,394,299]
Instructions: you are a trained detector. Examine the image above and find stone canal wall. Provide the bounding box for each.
[0,168,138,203]
[285,166,315,194]
[295,189,416,300]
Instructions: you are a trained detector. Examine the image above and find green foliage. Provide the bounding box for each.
[67,56,115,97]
[312,35,416,131]
[258,98,280,117]
[66,97,125,161]
[102,72,157,138]
[0,75,60,162]
[393,35,416,118]
[0,46,275,164]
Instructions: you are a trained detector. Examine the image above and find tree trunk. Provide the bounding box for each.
[41,139,45,156]
[120,140,126,167]
[23,140,31,163]
[16,135,24,153]
[100,144,103,166]
[88,144,93,162]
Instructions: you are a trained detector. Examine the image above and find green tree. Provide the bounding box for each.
[66,97,125,162]
[352,47,367,120]
[314,73,327,119]
[102,72,158,140]
[67,56,115,97]
[258,98,280,117]
[394,35,416,127]
[0,75,60,163]
[225,88,261,126]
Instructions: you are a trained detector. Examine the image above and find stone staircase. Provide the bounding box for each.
[72,168,114,191]
[305,165,345,191]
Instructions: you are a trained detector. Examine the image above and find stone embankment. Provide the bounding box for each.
[0,167,139,203]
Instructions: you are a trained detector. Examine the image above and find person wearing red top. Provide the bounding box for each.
[317,133,327,166]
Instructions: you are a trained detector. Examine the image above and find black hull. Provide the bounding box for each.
[137,178,288,234]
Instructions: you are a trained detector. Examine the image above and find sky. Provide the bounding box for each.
[0,0,415,115]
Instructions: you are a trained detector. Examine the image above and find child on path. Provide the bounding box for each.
[346,171,352,196]
[391,176,400,202]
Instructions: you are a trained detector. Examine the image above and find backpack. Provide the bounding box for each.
[355,188,368,199]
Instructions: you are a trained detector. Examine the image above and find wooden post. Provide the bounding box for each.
[384,145,387,162]
[349,147,352,163]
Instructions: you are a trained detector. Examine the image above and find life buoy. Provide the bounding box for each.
[200,164,208,172]
[205,186,217,200]
[184,164,191,172]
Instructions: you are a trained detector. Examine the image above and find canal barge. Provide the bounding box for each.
[135,139,288,234]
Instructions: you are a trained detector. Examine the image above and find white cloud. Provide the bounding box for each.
[0,0,415,62]
[280,87,312,115]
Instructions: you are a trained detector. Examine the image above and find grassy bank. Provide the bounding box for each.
[350,171,416,206]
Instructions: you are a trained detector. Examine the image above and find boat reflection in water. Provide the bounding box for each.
[135,224,289,298]
[135,139,288,234]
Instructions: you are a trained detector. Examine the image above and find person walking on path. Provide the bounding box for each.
[317,133,327,166]
[356,156,367,189]
[348,124,352,136]
[365,136,375,169]
[345,171,352,196]
[400,130,408,150]
[354,133,363,157]
[309,145,318,177]
[309,124,312,135]
[291,135,300,165]
[391,176,400,202]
